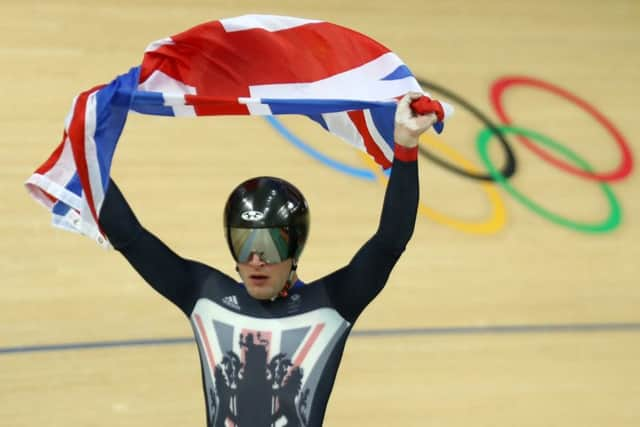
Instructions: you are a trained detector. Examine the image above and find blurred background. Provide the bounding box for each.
[1,0,638,425]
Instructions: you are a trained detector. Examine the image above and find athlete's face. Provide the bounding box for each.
[237,253,295,300]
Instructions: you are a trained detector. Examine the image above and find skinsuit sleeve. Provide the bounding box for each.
[98,180,206,315]
[323,144,419,322]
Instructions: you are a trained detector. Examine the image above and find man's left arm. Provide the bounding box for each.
[324,93,437,321]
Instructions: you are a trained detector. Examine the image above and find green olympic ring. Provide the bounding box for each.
[476,126,621,233]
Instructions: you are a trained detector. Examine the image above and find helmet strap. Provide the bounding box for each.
[278,260,298,299]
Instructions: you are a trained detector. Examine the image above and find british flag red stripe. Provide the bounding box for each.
[347,110,393,169]
[67,87,104,228]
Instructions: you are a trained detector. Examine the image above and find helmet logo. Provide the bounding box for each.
[241,210,265,221]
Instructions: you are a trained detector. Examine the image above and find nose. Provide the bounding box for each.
[247,252,265,266]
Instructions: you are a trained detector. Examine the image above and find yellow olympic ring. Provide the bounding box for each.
[358,134,507,235]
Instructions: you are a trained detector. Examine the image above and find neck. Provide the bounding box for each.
[273,269,298,300]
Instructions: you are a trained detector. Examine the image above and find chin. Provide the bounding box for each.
[246,285,276,300]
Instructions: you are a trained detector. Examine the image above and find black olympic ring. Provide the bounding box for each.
[417,77,517,181]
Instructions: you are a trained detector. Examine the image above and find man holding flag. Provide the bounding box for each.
[26,15,450,426]
[98,92,437,426]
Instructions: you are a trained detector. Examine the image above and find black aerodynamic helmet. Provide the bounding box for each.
[224,176,310,264]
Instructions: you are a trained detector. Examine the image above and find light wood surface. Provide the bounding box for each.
[1,0,639,425]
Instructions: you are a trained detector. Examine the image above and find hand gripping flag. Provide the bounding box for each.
[26,14,453,247]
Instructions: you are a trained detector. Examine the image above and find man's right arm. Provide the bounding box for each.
[98,180,201,315]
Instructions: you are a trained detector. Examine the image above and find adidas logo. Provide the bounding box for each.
[221,295,241,310]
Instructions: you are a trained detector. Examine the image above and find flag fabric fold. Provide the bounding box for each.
[26,14,453,247]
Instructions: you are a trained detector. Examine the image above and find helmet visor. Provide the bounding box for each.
[229,227,290,264]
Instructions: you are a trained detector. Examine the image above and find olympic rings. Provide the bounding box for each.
[265,74,632,236]
[417,78,517,181]
[490,76,634,182]
[359,134,507,235]
[477,126,621,233]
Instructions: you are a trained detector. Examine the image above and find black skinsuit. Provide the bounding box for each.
[98,153,418,426]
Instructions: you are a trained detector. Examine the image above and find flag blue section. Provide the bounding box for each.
[368,106,396,151]
[381,65,414,81]
[306,114,329,130]
[94,67,140,189]
[52,201,70,216]
[130,91,175,117]
[264,98,393,115]
[52,173,83,216]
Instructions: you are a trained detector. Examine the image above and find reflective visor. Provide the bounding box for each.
[229,227,291,264]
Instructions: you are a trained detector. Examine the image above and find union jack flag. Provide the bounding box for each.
[25,14,453,247]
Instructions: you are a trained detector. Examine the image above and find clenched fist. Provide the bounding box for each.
[394,92,438,148]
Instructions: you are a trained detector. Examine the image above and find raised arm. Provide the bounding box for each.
[98,180,203,315]
[324,93,438,322]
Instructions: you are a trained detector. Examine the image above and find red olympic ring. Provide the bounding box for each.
[490,76,633,182]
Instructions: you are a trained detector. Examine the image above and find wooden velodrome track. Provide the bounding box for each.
[1,0,639,425]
